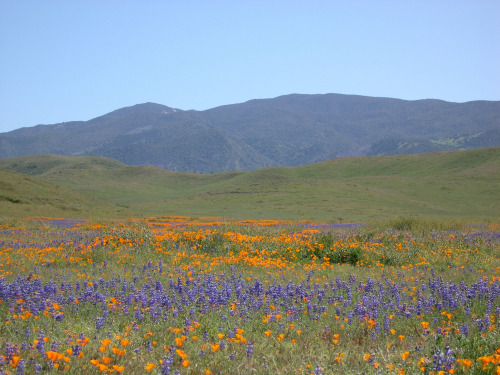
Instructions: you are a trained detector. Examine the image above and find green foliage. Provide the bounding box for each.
[369,217,470,234]
[368,128,500,157]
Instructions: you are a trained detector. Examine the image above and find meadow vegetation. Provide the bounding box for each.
[0,148,498,373]
[0,216,498,374]
[1,147,499,221]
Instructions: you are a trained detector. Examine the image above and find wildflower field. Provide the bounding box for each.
[0,216,498,374]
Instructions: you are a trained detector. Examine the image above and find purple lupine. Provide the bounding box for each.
[314,365,324,374]
[160,354,174,375]
[246,343,254,358]
[24,328,31,340]
[72,345,82,357]
[430,347,455,372]
[16,359,25,375]
[34,364,43,375]
[95,316,106,330]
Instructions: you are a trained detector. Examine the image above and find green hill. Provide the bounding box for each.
[1,148,499,221]
[0,168,128,218]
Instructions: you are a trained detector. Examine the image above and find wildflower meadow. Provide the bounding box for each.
[0,216,498,374]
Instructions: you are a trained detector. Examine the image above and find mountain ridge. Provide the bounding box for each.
[1,93,499,173]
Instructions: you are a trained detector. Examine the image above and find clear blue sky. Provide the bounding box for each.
[1,0,499,133]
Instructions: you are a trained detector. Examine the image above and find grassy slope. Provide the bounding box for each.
[0,148,498,221]
[0,168,129,218]
[156,147,499,221]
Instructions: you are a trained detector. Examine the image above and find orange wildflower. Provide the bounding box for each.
[101,357,112,364]
[145,363,156,371]
[100,339,112,347]
[78,336,90,346]
[112,348,126,356]
[176,349,187,360]
[11,356,21,368]
[97,364,108,371]
[456,358,472,368]
[46,351,64,362]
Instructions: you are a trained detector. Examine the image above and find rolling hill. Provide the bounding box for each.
[0,168,128,218]
[1,94,499,173]
[1,148,499,221]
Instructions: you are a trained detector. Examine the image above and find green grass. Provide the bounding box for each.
[1,147,499,221]
[0,169,127,218]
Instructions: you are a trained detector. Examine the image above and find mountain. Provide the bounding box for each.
[1,94,499,172]
[1,148,499,220]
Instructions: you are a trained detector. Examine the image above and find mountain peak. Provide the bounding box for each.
[134,102,182,112]
[100,102,183,118]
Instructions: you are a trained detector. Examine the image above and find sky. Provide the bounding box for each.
[0,0,499,133]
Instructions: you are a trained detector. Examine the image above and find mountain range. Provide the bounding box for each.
[1,94,499,173]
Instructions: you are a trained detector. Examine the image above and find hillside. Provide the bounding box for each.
[0,168,128,218]
[1,148,498,221]
[1,94,499,172]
